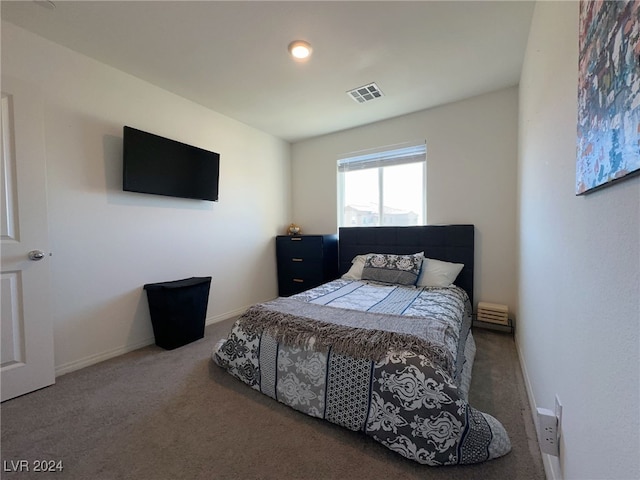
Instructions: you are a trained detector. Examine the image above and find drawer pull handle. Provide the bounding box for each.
[293,278,304,283]
[291,237,302,241]
[292,258,303,262]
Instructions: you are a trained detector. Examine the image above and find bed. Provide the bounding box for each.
[212,225,511,466]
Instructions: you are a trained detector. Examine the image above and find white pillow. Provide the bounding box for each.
[416,258,464,287]
[341,254,369,280]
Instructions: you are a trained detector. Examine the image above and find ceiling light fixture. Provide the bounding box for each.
[288,40,312,61]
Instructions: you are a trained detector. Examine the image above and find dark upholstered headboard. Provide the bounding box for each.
[338,225,475,305]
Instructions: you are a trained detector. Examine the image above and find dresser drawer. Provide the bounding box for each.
[278,271,324,296]
[276,236,324,260]
[278,260,323,278]
[278,278,324,297]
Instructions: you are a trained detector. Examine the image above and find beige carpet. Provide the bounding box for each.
[1,319,544,480]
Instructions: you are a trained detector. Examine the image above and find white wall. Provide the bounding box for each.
[518,2,640,479]
[291,88,519,312]
[2,22,291,375]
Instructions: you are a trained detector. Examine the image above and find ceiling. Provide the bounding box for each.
[1,1,535,143]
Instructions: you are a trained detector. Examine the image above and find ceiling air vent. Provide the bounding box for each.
[347,83,384,104]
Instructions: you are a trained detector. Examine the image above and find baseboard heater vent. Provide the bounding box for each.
[477,302,509,325]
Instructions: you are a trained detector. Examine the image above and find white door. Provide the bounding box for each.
[1,76,55,402]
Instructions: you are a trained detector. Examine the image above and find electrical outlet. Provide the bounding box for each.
[555,395,563,436]
[537,407,559,456]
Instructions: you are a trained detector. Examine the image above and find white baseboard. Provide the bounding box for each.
[55,336,155,377]
[514,335,563,480]
[204,305,249,325]
[55,304,252,377]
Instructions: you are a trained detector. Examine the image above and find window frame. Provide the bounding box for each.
[337,142,427,228]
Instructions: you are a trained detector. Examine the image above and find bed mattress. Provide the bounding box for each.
[213,279,510,466]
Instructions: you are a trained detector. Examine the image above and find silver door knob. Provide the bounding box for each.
[28,250,46,261]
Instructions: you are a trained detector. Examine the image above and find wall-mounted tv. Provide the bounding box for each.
[122,126,220,201]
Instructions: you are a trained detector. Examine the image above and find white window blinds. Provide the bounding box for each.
[337,142,426,172]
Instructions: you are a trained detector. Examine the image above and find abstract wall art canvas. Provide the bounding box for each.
[577,0,640,195]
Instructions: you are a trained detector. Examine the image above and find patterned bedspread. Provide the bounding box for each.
[213,280,511,466]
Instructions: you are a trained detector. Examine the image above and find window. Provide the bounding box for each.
[337,142,426,227]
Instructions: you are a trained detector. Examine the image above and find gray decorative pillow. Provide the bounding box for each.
[361,252,423,285]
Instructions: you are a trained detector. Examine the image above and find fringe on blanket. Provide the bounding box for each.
[236,304,453,373]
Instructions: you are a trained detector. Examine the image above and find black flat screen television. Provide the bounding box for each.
[123,126,220,201]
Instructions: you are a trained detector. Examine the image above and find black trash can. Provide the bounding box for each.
[143,276,211,350]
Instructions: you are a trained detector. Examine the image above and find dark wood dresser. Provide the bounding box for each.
[276,234,339,296]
